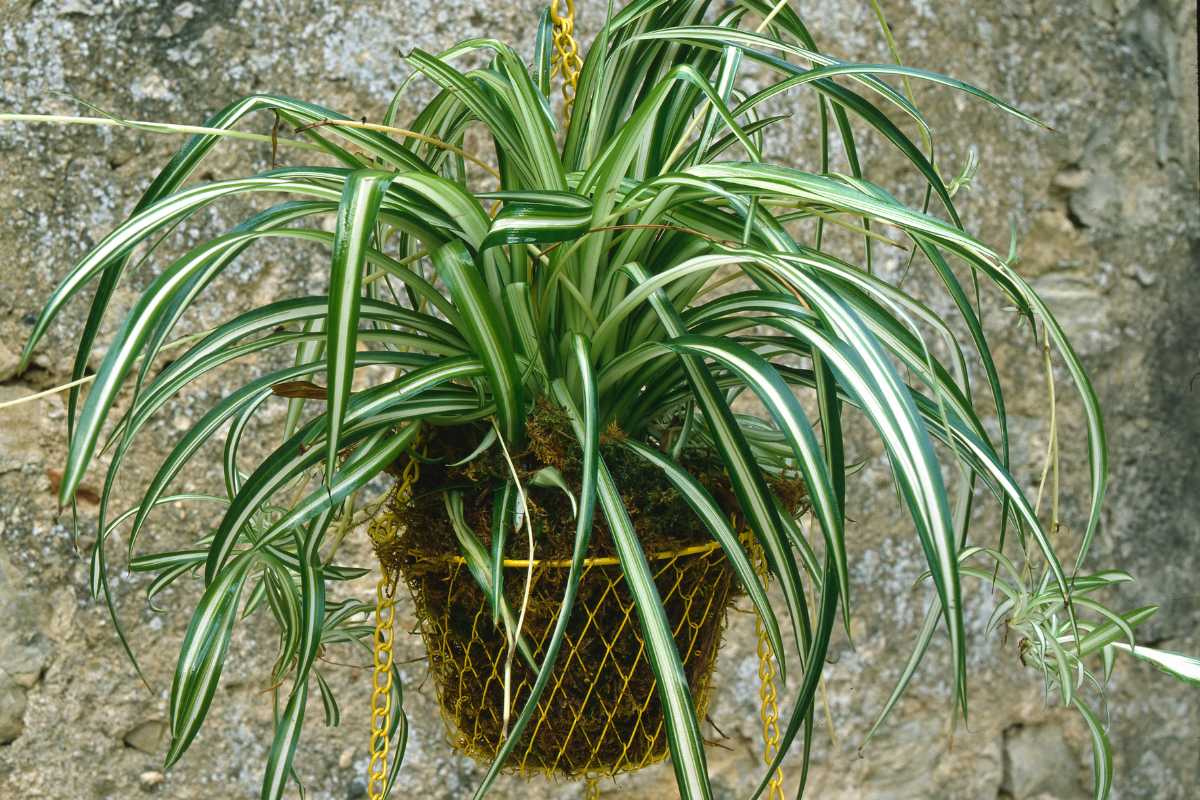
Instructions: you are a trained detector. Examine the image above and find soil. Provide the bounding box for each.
[377,399,807,569]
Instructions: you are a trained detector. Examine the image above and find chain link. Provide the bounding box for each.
[549,0,584,123]
[368,572,397,800]
[368,442,421,800]
[743,528,785,800]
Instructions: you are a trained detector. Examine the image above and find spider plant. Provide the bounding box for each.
[8,1,1197,798]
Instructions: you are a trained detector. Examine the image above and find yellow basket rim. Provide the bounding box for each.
[443,540,723,569]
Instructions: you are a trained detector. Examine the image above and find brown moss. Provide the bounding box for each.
[767,470,810,518]
[524,398,577,473]
[385,405,760,565]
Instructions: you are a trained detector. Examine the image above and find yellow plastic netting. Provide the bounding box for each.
[370,496,738,779]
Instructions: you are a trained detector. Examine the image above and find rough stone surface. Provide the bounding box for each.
[123,719,169,756]
[0,683,26,746]
[0,2,1196,799]
[1002,723,1088,800]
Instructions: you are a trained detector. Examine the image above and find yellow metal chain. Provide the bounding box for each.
[368,571,397,800]
[743,529,785,800]
[368,445,421,800]
[549,0,584,123]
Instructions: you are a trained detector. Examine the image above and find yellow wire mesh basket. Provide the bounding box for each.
[371,500,738,778]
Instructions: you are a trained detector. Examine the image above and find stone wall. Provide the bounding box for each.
[0,1,1196,798]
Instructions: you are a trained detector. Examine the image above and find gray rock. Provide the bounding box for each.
[0,340,18,382]
[0,682,26,745]
[0,555,51,748]
[1002,723,1088,799]
[122,720,167,756]
[0,561,53,690]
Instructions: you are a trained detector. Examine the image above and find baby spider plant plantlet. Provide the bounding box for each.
[7,1,1197,798]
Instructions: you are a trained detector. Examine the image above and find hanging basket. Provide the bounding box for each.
[370,485,739,779]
